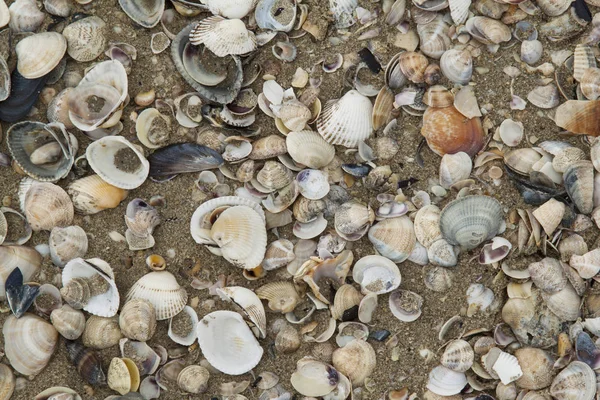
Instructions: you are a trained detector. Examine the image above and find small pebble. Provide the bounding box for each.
[370,329,391,341]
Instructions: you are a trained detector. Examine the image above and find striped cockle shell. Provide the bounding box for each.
[316,90,373,148]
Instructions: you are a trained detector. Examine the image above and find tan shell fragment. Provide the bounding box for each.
[532,198,565,236]
[23,182,74,231]
[414,205,442,248]
[528,258,567,293]
[332,339,376,386]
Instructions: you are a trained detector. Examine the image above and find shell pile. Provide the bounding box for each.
[4,0,600,398]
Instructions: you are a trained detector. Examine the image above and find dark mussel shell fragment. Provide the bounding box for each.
[504,166,566,205]
[65,340,106,385]
[5,267,39,318]
[148,143,224,177]
[171,22,243,105]
[0,69,49,122]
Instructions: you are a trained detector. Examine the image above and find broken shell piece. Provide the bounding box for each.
[532,198,565,236]
[49,225,88,267]
[499,119,524,147]
[216,286,267,339]
[478,237,511,264]
[570,249,600,279]
[466,283,495,317]
[118,0,164,28]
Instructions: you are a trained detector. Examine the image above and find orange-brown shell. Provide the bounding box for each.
[421,105,485,157]
[555,100,600,136]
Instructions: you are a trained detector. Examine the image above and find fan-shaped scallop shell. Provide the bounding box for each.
[368,216,416,262]
[256,281,300,313]
[126,271,187,321]
[189,16,256,57]
[316,90,373,148]
[449,0,470,25]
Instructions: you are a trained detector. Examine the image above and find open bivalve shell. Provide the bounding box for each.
[168,305,198,346]
[107,357,140,395]
[126,270,187,321]
[256,0,297,31]
[61,258,119,317]
[196,310,263,375]
[86,136,150,190]
[216,286,267,338]
[16,32,67,79]
[189,16,256,57]
[118,0,164,28]
[317,90,373,148]
[389,289,423,322]
[290,357,340,397]
[353,255,401,294]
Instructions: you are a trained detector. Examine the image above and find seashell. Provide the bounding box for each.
[440,195,503,250]
[127,271,187,321]
[151,32,170,55]
[249,135,287,160]
[397,51,429,82]
[275,324,301,354]
[8,0,44,32]
[82,315,123,350]
[453,85,482,119]
[272,100,311,132]
[563,160,594,214]
[256,161,293,191]
[465,16,511,44]
[68,175,128,215]
[272,41,297,63]
[532,198,565,236]
[449,0,470,24]
[521,40,543,65]
[256,281,300,313]
[263,239,295,270]
[332,339,376,386]
[570,249,600,279]
[368,215,416,262]
[504,148,542,175]
[331,284,363,320]
[119,298,156,342]
[541,282,581,321]
[514,348,555,390]
[197,310,263,375]
[124,199,160,239]
[16,32,67,79]
[50,304,85,340]
[335,201,375,241]
[22,182,73,231]
[0,245,41,300]
[329,0,357,28]
[119,338,160,376]
[236,160,255,182]
[4,266,39,318]
[389,289,423,322]
[0,57,9,102]
[426,365,467,396]
[86,136,149,190]
[414,206,443,250]
[297,169,330,200]
[107,357,140,395]
[491,350,522,385]
[65,340,106,385]
[372,86,394,130]
[550,361,596,400]
[0,70,49,122]
[316,90,373,148]
[189,16,256,57]
[44,0,72,17]
[527,84,560,109]
[63,16,107,62]
[255,0,296,31]
[417,17,451,59]
[440,49,472,85]
[466,283,495,316]
[528,258,567,292]
[580,68,600,100]
[168,305,198,346]
[0,364,14,400]
[439,152,472,189]
[148,142,223,177]
[423,265,452,292]
[286,130,334,169]
[573,44,596,83]
[202,0,256,19]
[352,255,401,294]
[33,284,62,316]
[441,340,473,373]
[421,87,485,157]
[499,119,524,147]
[178,365,210,394]
[118,0,163,28]
[136,108,171,149]
[537,0,570,16]
[559,234,588,262]
[3,313,58,377]
[291,358,339,396]
[7,121,74,182]
[555,100,600,136]
[217,286,266,338]
[49,226,88,268]
[428,239,458,267]
[0,0,7,29]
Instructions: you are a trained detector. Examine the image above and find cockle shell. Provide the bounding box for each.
[256,281,300,313]
[414,205,442,248]
[50,304,85,340]
[332,339,376,386]
[573,44,596,82]
[352,255,401,294]
[335,201,375,241]
[216,286,267,339]
[514,348,556,390]
[82,315,123,349]
[368,216,416,262]
[189,16,256,57]
[449,0,470,24]
[68,175,129,215]
[441,340,474,372]
[62,16,107,62]
[22,181,74,231]
[49,225,88,267]
[465,16,511,44]
[316,90,373,148]
[331,284,363,320]
[16,32,67,79]
[3,313,58,377]
[550,361,596,400]
[126,271,187,321]
[263,239,295,270]
[397,51,429,82]
[555,100,600,136]
[119,298,157,342]
[439,152,472,189]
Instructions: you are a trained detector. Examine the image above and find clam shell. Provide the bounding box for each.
[537,0,570,16]
[196,310,263,375]
[82,315,123,350]
[389,289,423,322]
[256,281,300,313]
[135,108,171,149]
[317,90,373,148]
[368,216,416,262]
[257,161,293,191]
[286,130,335,169]
[107,357,140,395]
[44,0,72,16]
[414,205,442,248]
[203,0,256,19]
[0,0,8,29]
[291,358,339,396]
[0,364,14,400]
[331,284,363,320]
[440,49,472,85]
[398,51,429,82]
[0,245,41,300]
[332,339,376,386]
[580,68,600,100]
[249,135,287,160]
[426,365,467,396]
[168,305,198,346]
[86,136,150,190]
[352,255,401,294]
[216,286,266,338]
[263,239,295,270]
[68,175,129,215]
[466,283,495,316]
[329,0,357,28]
[23,182,74,231]
[335,201,375,241]
[417,18,451,59]
[275,324,301,354]
[63,16,107,62]
[574,44,596,82]
[372,86,394,130]
[439,152,472,189]
[541,283,581,321]
[8,0,44,32]
[504,148,542,175]
[3,313,58,377]
[50,304,86,340]
[527,84,560,109]
[514,348,555,390]
[441,340,474,373]
[49,225,88,267]
[189,16,256,57]
[550,361,596,400]
[119,298,157,342]
[465,16,511,44]
[118,0,164,28]
[256,0,296,31]
[177,365,209,394]
[440,195,503,250]
[428,238,458,267]
[297,169,330,200]
[563,160,594,214]
[126,271,187,321]
[16,32,67,79]
[521,40,543,65]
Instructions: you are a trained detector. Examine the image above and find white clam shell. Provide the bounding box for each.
[440,49,472,85]
[86,136,150,190]
[126,271,187,321]
[352,255,401,294]
[296,169,330,200]
[466,283,494,316]
[16,32,67,79]
[426,365,467,396]
[168,305,198,346]
[9,0,44,32]
[290,357,339,396]
[439,152,472,189]
[189,16,256,57]
[499,119,524,147]
[216,286,267,338]
[286,130,335,169]
[0,0,8,29]
[196,310,263,375]
[255,0,297,31]
[317,90,373,148]
[202,0,256,18]
[550,361,596,400]
[521,40,543,65]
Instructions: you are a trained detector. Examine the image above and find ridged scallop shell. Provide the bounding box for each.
[16,32,67,79]
[439,152,472,189]
[86,136,150,190]
[82,315,123,349]
[449,0,470,24]
[189,16,256,57]
[550,361,596,400]
[368,216,416,262]
[0,245,42,300]
[555,100,600,136]
[107,357,140,395]
[441,340,474,372]
[331,284,363,320]
[440,195,503,250]
[528,258,567,293]
[68,175,129,215]
[0,364,14,400]
[210,205,267,269]
[23,182,74,231]
[426,365,467,396]
[574,44,596,82]
[256,281,300,313]
[440,49,472,85]
[50,304,86,340]
[580,68,600,100]
[8,0,44,32]
[352,255,401,294]
[126,271,187,321]
[465,16,511,44]
[196,310,263,375]
[177,365,210,394]
[62,16,107,62]
[119,298,157,342]
[316,90,373,148]
[49,225,88,267]
[3,313,58,377]
[118,0,164,28]
[563,160,594,214]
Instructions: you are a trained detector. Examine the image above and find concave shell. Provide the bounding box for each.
[441,340,474,372]
[8,0,44,32]
[118,0,164,28]
[263,239,295,270]
[68,175,128,215]
[465,16,511,44]
[196,310,263,375]
[0,364,14,400]
[177,365,210,394]
[7,121,74,182]
[189,16,256,57]
[316,90,373,148]
[550,361,596,400]
[256,281,300,313]
[290,358,339,397]
[126,271,187,321]
[580,68,600,100]
[216,286,266,338]
[82,315,123,350]
[504,148,542,175]
[119,338,160,376]
[541,283,581,321]
[389,289,423,322]
[439,152,472,189]
[35,387,81,400]
[49,225,88,267]
[332,339,376,386]
[23,182,74,231]
[538,0,570,16]
[449,0,470,24]
[34,284,62,316]
[86,136,150,190]
[331,284,363,320]
[119,298,157,342]
[570,249,600,279]
[368,216,416,262]
[515,348,555,389]
[62,16,107,62]
[555,100,600,136]
[574,44,596,82]
[210,205,267,269]
[352,255,401,294]
[62,258,119,317]
[440,195,503,250]
[527,84,560,109]
[440,49,472,85]
[0,245,41,300]
[50,304,86,340]
[532,198,564,236]
[168,305,198,345]
[147,143,223,177]
[297,169,330,200]
[107,357,140,395]
[426,365,467,396]
[203,0,256,19]
[256,0,296,31]
[16,32,67,79]
[0,70,48,122]
[257,161,293,191]
[135,108,170,149]
[563,160,594,214]
[3,313,58,377]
